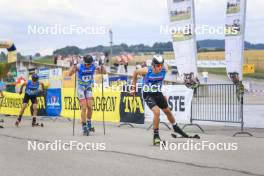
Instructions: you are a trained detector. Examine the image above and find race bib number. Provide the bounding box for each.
[28,89,38,96]
[82,75,92,82]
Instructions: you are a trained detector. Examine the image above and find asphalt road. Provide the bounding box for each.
[1,116,264,176]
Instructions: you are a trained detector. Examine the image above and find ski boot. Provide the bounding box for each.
[153,129,162,146]
[15,120,20,127]
[87,120,95,132]
[15,116,22,127]
[89,126,95,132]
[173,123,189,138]
[82,125,89,136]
[32,117,44,127]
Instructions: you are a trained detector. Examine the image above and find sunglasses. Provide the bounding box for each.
[154,64,163,68]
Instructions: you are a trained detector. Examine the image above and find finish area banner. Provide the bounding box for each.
[225,0,247,80]
[167,0,198,77]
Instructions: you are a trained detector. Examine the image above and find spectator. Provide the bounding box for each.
[54,56,58,65]
[202,72,208,83]
[124,60,128,73]
[4,72,16,93]
[141,61,147,68]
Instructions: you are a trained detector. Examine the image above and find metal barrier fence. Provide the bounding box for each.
[183,84,253,136]
[0,97,4,128]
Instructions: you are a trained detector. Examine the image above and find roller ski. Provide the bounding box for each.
[172,123,200,139]
[87,120,95,132]
[89,126,95,132]
[0,119,3,128]
[15,120,20,127]
[171,133,200,139]
[32,122,44,127]
[32,117,44,127]
[153,129,166,146]
[15,116,21,127]
[153,134,162,145]
[82,124,89,136]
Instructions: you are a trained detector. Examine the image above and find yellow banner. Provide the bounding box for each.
[243,64,255,74]
[61,88,121,123]
[8,50,17,63]
[62,71,75,88]
[0,92,45,117]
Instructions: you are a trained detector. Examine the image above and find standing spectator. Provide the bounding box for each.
[4,72,16,93]
[124,60,128,73]
[54,56,58,65]
[202,72,208,83]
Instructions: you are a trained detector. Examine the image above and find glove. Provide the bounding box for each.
[130,85,136,97]
[73,59,78,65]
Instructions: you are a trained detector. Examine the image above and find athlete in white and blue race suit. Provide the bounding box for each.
[68,55,106,136]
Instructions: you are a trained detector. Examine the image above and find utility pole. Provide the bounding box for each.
[109,30,113,59]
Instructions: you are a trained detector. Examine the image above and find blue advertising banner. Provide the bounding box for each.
[46,88,61,116]
[0,81,6,91]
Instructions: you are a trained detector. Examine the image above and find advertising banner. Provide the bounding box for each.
[225,0,247,80]
[120,91,145,124]
[144,85,193,124]
[167,0,198,77]
[46,88,62,116]
[61,88,121,123]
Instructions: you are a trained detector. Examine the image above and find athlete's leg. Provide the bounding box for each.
[83,89,93,131]
[18,103,28,119]
[15,103,27,126]
[31,96,38,117]
[32,103,38,125]
[156,93,189,137]
[17,93,30,124]
[162,107,188,137]
[162,107,175,124]
[78,87,89,135]
[80,100,89,135]
[86,100,92,121]
[80,101,87,124]
[86,99,93,130]
[151,106,160,130]
[151,106,162,144]
[143,93,162,144]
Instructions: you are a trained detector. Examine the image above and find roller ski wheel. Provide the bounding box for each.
[83,129,89,136]
[89,127,95,132]
[32,123,44,127]
[15,120,20,127]
[153,135,163,146]
[171,133,200,139]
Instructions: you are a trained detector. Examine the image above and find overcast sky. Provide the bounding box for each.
[0,0,263,55]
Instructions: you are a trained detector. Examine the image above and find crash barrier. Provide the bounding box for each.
[0,85,193,125]
[183,84,253,137]
[0,87,145,123]
[0,91,47,117]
